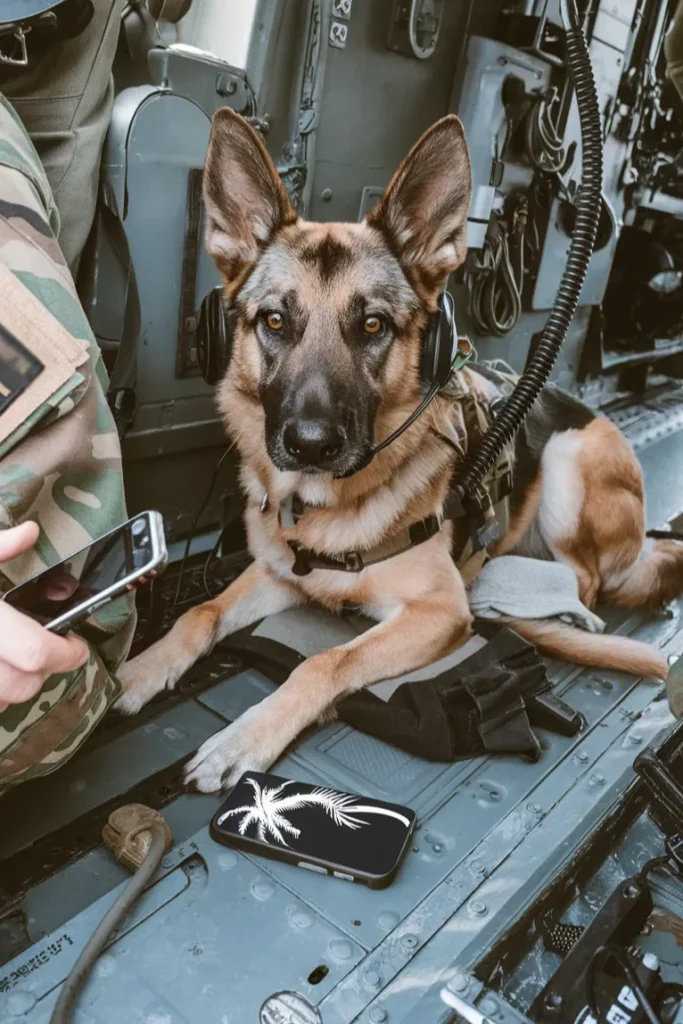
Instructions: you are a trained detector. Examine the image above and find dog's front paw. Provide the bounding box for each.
[114,649,175,716]
[184,708,276,793]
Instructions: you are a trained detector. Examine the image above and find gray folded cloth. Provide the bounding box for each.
[469,555,606,634]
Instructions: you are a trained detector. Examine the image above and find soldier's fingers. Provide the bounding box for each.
[0,602,89,676]
[0,522,39,563]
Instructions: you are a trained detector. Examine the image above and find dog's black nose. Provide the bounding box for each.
[283,419,345,467]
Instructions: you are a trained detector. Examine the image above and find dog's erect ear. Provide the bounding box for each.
[367,115,472,286]
[203,108,295,282]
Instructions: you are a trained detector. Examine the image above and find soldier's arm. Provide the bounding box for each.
[666,1,683,104]
[0,93,136,791]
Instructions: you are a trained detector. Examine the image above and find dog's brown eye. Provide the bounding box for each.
[266,312,284,331]
[364,316,382,335]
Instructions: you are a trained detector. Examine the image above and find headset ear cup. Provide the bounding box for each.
[421,291,457,390]
[196,287,233,385]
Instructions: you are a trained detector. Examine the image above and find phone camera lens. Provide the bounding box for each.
[132,519,146,537]
[132,519,148,547]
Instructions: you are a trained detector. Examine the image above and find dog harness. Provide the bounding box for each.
[276,354,518,578]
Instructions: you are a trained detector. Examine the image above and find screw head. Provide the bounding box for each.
[480,997,498,1015]
[577,751,589,763]
[401,934,418,950]
[370,1009,388,1023]
[545,992,563,1012]
[365,970,381,988]
[469,900,488,917]
[450,971,469,994]
[643,952,659,971]
[320,188,333,201]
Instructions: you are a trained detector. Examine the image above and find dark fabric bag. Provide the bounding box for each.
[222,620,583,765]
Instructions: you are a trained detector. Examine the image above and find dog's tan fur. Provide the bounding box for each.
[117,110,683,792]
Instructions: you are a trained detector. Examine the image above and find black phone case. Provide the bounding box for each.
[210,771,417,889]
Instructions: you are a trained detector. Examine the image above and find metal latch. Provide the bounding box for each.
[0,24,28,67]
[387,0,444,60]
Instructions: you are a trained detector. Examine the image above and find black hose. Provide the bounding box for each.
[455,0,603,501]
[49,826,168,1024]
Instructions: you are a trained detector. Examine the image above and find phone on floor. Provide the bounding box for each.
[210,771,417,889]
[3,510,167,634]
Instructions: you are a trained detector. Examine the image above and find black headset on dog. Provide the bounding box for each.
[194,287,472,469]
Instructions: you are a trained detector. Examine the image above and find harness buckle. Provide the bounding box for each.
[288,541,365,576]
[462,490,500,554]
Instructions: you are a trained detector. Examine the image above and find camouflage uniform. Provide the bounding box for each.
[666,0,683,105]
[2,0,126,275]
[0,94,135,791]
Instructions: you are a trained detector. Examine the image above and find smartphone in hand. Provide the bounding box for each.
[3,510,167,633]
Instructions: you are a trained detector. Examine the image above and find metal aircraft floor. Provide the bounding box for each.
[1,385,683,1023]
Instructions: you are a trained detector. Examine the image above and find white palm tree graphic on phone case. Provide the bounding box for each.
[216,777,412,847]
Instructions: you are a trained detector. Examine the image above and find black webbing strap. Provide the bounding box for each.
[176,168,203,377]
[284,466,514,577]
[97,181,140,436]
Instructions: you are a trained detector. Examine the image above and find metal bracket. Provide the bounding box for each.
[357,186,385,221]
[441,972,536,1024]
[0,24,28,67]
[387,0,444,60]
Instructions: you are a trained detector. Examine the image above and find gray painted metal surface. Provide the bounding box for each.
[0,656,678,1022]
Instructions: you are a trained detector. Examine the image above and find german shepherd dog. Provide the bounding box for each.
[117,109,683,792]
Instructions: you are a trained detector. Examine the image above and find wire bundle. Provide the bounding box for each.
[466,204,527,337]
[455,0,603,501]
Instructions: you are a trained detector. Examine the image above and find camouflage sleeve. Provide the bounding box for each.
[0,94,136,791]
[666,0,683,103]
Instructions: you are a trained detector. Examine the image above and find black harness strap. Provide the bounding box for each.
[283,468,514,578]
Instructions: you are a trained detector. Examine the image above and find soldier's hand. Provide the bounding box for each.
[0,523,89,711]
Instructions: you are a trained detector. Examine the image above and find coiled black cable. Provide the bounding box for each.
[454,0,602,501]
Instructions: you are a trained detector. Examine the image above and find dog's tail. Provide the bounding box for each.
[502,617,668,680]
[601,540,683,610]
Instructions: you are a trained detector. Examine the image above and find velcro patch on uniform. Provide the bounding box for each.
[0,264,89,446]
[0,324,44,415]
